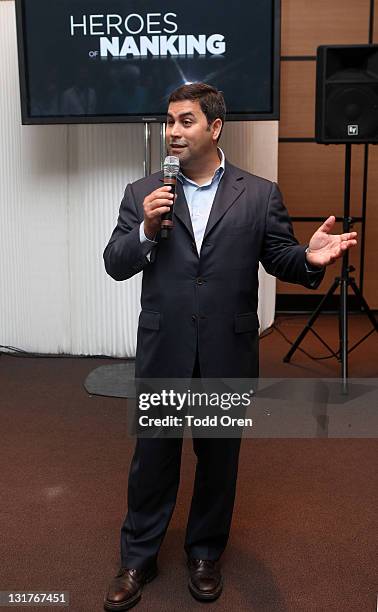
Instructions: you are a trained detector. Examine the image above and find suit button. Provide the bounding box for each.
[191,315,197,322]
[196,278,204,285]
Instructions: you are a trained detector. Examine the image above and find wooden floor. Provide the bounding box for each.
[261,313,378,378]
[0,313,377,611]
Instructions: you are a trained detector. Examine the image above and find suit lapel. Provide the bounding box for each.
[158,161,245,243]
[159,176,194,240]
[174,179,195,240]
[203,162,245,241]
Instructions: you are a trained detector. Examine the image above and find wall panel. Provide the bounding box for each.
[281,0,371,56]
[67,123,145,357]
[0,1,70,353]
[280,61,316,138]
[364,145,378,307]
[278,143,365,219]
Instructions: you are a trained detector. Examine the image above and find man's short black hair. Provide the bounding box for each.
[168,82,226,139]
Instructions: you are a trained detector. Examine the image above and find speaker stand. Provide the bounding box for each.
[283,144,378,389]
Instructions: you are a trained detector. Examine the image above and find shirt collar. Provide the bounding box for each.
[178,148,225,187]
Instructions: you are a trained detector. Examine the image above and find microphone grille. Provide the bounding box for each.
[164,155,180,176]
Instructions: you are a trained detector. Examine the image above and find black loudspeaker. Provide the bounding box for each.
[315,44,378,144]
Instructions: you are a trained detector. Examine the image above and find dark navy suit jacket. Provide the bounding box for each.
[104,161,324,378]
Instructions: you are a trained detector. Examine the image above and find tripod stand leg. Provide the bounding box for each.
[283,279,340,363]
[349,280,378,331]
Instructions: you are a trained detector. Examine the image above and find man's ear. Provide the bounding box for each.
[211,118,223,142]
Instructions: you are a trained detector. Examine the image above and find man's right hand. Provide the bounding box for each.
[143,186,174,239]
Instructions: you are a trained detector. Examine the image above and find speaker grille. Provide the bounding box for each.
[325,85,378,139]
[315,45,378,144]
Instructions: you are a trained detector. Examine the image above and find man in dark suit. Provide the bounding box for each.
[103,83,357,611]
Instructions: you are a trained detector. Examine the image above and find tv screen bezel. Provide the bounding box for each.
[15,0,281,125]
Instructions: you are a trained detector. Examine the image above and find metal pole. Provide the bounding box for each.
[143,122,151,177]
[160,122,166,169]
[340,143,351,391]
[359,143,369,294]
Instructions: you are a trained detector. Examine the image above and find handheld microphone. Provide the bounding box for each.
[161,156,180,239]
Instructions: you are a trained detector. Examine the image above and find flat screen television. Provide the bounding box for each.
[15,0,281,124]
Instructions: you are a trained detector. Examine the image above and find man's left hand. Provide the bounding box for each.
[306,215,358,268]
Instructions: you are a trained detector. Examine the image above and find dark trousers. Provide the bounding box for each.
[120,356,242,569]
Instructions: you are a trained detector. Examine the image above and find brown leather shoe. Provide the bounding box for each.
[103,563,158,611]
[187,558,223,601]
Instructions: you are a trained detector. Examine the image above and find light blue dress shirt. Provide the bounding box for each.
[139,148,225,256]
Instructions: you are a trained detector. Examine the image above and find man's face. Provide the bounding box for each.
[166,100,220,167]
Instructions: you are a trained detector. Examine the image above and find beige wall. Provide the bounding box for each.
[278,0,378,308]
